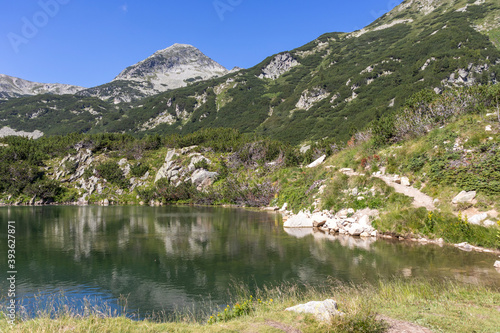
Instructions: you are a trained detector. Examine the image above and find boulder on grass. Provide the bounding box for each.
[286,299,344,322]
[452,191,476,204]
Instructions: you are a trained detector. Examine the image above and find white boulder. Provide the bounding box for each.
[358,215,370,227]
[348,223,364,236]
[306,155,326,168]
[452,191,476,204]
[284,212,313,228]
[468,213,488,225]
[285,299,343,322]
[483,220,497,227]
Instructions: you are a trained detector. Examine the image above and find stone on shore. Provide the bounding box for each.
[285,299,344,322]
[348,223,364,236]
[494,261,500,268]
[283,212,313,228]
[358,215,370,227]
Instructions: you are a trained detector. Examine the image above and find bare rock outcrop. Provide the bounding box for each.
[258,53,299,80]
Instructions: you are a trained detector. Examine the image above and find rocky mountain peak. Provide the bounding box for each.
[113,43,228,87]
[76,43,231,103]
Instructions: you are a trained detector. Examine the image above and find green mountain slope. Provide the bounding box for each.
[1,0,499,143]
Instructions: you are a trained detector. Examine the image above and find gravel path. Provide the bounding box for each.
[374,174,436,210]
[340,169,436,211]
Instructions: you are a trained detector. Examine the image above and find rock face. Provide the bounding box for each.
[154,146,217,191]
[296,87,329,110]
[285,299,344,322]
[0,74,84,100]
[452,191,477,204]
[259,53,299,80]
[190,169,218,191]
[0,126,44,139]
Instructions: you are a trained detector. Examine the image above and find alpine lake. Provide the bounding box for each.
[1,205,499,321]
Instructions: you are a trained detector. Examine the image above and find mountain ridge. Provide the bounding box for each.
[0,0,499,143]
[0,74,84,100]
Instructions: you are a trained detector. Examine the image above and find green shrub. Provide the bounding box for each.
[130,163,150,178]
[24,179,62,202]
[95,161,129,189]
[194,159,210,170]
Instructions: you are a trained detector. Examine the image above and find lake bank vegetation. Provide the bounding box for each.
[1,278,499,332]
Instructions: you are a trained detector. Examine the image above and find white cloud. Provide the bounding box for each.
[121,4,128,12]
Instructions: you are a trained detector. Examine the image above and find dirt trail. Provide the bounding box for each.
[340,169,436,211]
[375,174,436,210]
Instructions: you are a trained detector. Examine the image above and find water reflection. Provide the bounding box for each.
[0,206,499,319]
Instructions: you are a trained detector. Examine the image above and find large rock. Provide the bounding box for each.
[285,299,344,322]
[324,218,339,231]
[155,149,181,182]
[401,176,410,187]
[358,215,370,227]
[190,169,218,190]
[468,213,488,225]
[311,212,328,227]
[348,223,364,236]
[483,220,497,227]
[283,212,313,228]
[306,155,326,168]
[452,191,476,204]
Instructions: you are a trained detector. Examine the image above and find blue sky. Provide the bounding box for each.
[1,0,404,88]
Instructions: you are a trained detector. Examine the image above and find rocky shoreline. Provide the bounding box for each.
[274,206,500,267]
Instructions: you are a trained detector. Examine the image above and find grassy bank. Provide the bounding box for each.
[1,279,499,332]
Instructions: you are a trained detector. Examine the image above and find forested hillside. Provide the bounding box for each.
[0,0,499,144]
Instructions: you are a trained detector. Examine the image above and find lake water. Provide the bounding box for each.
[1,206,499,320]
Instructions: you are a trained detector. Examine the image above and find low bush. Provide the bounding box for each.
[130,163,150,178]
[95,161,129,189]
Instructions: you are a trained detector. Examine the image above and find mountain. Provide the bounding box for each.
[76,44,229,103]
[0,74,84,100]
[0,0,499,143]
